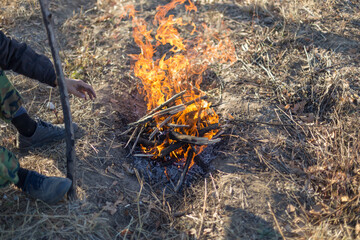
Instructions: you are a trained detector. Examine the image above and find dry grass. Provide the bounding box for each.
[1,0,360,239]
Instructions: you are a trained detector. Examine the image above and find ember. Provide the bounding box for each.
[120,0,235,191]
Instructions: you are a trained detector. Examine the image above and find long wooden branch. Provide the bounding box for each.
[39,0,76,200]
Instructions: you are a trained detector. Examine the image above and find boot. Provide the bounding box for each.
[17,118,78,149]
[22,170,72,204]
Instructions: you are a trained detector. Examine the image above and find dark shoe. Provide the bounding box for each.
[17,119,78,149]
[22,170,72,204]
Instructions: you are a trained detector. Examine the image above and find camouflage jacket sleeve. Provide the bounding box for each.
[0,30,57,87]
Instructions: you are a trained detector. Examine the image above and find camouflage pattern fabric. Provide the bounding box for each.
[0,70,21,187]
[0,70,23,122]
[0,147,19,187]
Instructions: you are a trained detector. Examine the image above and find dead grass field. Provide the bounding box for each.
[1,0,360,239]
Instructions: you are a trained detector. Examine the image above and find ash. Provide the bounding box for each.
[132,146,216,192]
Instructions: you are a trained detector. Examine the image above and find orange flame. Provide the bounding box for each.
[122,0,235,166]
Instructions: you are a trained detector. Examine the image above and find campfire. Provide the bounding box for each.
[120,0,235,191]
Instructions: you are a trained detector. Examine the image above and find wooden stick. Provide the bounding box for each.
[128,91,186,129]
[175,148,194,192]
[148,90,186,115]
[184,95,208,106]
[39,0,76,200]
[189,145,209,172]
[130,126,144,154]
[119,135,156,147]
[198,123,220,136]
[148,127,159,141]
[119,127,134,136]
[168,124,190,128]
[159,123,220,158]
[194,154,209,172]
[128,104,185,126]
[149,115,173,140]
[160,142,185,158]
[124,125,139,148]
[133,154,154,158]
[169,131,221,145]
[231,118,295,127]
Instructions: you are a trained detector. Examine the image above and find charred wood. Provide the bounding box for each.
[175,148,194,192]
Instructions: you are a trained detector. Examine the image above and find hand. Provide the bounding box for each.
[65,78,96,100]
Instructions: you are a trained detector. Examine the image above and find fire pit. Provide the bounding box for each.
[119,0,235,192]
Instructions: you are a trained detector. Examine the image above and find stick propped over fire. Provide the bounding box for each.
[120,0,235,191]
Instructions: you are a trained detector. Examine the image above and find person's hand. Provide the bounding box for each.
[65,78,96,100]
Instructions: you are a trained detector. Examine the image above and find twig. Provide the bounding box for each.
[160,142,185,158]
[39,0,76,200]
[119,134,156,147]
[128,104,185,126]
[148,90,186,115]
[268,202,286,240]
[168,124,190,128]
[184,95,208,106]
[119,127,134,136]
[149,115,173,140]
[231,118,296,127]
[175,148,194,192]
[148,127,158,141]
[198,123,220,136]
[210,173,220,203]
[130,126,144,154]
[169,131,221,145]
[132,154,154,158]
[194,154,209,172]
[124,125,139,148]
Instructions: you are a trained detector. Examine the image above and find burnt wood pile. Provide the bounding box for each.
[119,90,223,192]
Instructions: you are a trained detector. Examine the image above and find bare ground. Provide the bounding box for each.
[1,0,360,239]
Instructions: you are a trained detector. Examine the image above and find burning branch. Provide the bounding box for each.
[169,131,221,145]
